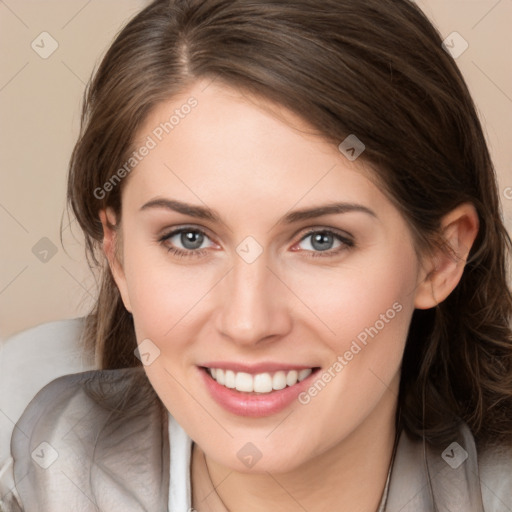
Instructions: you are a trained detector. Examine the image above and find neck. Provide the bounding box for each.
[192,384,399,512]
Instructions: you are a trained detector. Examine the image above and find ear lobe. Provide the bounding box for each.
[99,208,132,313]
[414,203,479,310]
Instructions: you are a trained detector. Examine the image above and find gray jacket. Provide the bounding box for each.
[0,368,511,511]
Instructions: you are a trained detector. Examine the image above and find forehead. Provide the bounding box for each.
[122,80,386,219]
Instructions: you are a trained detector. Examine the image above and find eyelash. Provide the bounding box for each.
[159,228,210,259]
[158,227,356,258]
[300,229,355,258]
[158,227,355,259]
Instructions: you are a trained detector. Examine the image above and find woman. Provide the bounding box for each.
[1,0,511,510]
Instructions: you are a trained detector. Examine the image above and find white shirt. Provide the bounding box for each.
[168,412,193,511]
[1,368,511,512]
[165,411,392,512]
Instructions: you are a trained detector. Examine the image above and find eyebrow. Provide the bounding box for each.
[140,198,377,224]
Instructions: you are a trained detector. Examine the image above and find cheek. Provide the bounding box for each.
[288,267,415,454]
[286,244,418,353]
[121,250,214,408]
[120,234,213,339]
[285,241,418,419]
[128,277,209,353]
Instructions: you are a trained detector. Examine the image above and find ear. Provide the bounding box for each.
[414,202,479,309]
[99,208,132,313]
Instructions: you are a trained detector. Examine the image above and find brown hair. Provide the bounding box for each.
[67,0,512,445]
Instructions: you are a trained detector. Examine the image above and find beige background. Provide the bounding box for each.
[0,0,511,341]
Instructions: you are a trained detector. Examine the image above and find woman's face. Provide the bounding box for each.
[106,79,429,473]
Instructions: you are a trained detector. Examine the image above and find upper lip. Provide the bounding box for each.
[199,361,319,374]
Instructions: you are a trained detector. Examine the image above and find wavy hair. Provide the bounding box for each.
[66,0,512,446]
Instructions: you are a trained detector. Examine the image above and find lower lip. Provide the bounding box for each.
[199,367,320,417]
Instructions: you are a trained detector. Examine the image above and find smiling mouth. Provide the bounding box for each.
[202,366,321,394]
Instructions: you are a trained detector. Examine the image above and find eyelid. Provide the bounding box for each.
[158,224,353,242]
[291,227,355,257]
[296,225,353,240]
[158,225,216,259]
[293,225,354,246]
[159,224,217,243]
[158,224,355,257]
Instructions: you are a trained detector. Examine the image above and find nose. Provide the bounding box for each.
[215,251,293,346]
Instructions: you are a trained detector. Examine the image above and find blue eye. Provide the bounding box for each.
[296,229,354,258]
[159,227,213,258]
[158,227,354,259]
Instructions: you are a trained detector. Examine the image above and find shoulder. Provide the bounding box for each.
[477,439,512,512]
[12,368,130,428]
[10,368,170,511]
[12,367,159,453]
[387,422,512,511]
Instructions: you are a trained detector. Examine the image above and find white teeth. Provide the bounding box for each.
[254,373,273,393]
[286,370,298,386]
[298,369,312,381]
[235,372,254,392]
[225,370,236,389]
[272,371,287,390]
[208,367,314,393]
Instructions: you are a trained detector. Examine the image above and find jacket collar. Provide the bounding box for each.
[385,421,484,511]
[11,369,485,511]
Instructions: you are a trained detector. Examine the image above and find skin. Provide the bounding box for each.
[100,79,478,511]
